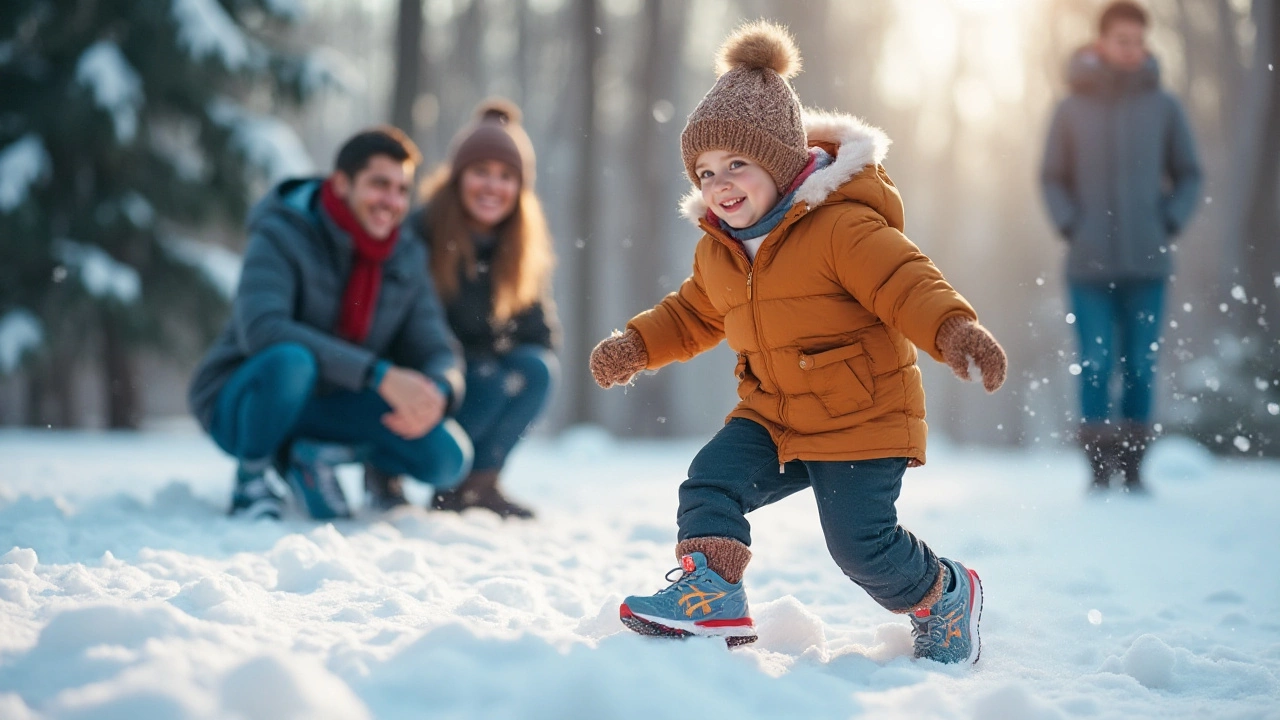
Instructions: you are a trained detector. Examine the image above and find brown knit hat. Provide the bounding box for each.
[681,20,807,192]
[449,97,537,189]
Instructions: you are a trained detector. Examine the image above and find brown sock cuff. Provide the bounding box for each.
[675,537,752,584]
[897,560,947,615]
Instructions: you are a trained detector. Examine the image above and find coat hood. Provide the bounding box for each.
[1067,46,1160,96]
[246,177,324,236]
[679,110,893,227]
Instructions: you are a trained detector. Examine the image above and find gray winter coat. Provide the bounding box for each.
[188,178,464,432]
[1040,49,1202,282]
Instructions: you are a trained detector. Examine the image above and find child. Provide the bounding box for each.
[588,21,1007,664]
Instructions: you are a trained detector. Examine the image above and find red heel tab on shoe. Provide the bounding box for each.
[681,554,696,573]
[913,607,932,618]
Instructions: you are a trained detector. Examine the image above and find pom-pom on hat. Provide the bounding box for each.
[449,97,537,188]
[681,20,808,192]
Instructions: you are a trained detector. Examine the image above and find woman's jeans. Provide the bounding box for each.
[455,345,557,472]
[678,417,940,612]
[1069,280,1166,424]
[208,342,471,491]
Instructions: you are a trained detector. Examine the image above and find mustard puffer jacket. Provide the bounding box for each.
[628,111,978,465]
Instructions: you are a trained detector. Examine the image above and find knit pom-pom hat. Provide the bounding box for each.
[449,97,537,188]
[680,20,807,192]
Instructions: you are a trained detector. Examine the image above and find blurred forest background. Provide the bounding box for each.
[1,0,1277,456]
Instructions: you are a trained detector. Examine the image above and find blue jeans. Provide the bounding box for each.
[677,418,940,612]
[1069,280,1166,423]
[455,346,557,472]
[208,343,472,490]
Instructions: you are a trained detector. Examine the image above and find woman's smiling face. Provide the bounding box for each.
[695,150,780,229]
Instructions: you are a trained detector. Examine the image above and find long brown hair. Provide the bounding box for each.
[418,165,554,323]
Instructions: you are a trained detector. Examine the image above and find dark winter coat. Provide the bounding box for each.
[1040,48,1202,283]
[408,208,559,360]
[188,179,464,432]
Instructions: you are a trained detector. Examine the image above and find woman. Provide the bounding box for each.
[390,98,558,518]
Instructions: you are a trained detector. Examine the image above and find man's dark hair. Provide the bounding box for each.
[1099,1,1149,34]
[333,126,422,178]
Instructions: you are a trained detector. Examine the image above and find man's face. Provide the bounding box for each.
[1097,19,1147,72]
[331,155,414,240]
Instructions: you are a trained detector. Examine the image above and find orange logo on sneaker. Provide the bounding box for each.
[939,611,963,648]
[679,586,725,617]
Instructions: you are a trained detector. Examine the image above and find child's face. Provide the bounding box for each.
[695,150,780,229]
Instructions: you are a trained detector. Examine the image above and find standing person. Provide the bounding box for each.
[189,127,471,520]
[589,21,1006,663]
[398,98,558,519]
[1041,0,1202,493]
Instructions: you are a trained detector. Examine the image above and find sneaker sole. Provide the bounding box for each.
[229,498,283,521]
[967,568,983,665]
[619,604,757,647]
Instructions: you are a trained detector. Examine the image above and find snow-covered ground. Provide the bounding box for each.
[0,428,1276,719]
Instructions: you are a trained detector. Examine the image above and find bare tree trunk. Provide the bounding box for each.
[390,0,424,136]
[1242,1,1280,318]
[570,0,601,425]
[102,313,140,429]
[623,0,688,435]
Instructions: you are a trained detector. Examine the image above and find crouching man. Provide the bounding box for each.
[189,127,470,519]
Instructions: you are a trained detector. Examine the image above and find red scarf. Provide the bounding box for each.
[320,178,399,344]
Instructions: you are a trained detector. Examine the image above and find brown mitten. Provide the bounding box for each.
[936,316,1007,393]
[589,329,649,388]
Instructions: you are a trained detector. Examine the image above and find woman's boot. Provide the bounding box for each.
[1117,422,1152,494]
[1078,423,1119,492]
[364,464,409,511]
[433,469,535,519]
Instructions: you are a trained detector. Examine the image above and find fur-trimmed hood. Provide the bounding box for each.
[680,110,892,226]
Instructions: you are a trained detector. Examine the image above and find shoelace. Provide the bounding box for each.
[657,565,696,595]
[909,612,946,653]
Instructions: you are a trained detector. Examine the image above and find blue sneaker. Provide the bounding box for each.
[620,552,757,647]
[911,558,983,664]
[228,464,285,520]
[285,440,354,520]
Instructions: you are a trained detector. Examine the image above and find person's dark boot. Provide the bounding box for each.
[364,464,409,511]
[1078,423,1119,492]
[433,469,535,519]
[1117,422,1153,494]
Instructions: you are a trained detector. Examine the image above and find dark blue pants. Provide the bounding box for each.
[678,418,940,612]
[208,343,471,490]
[1069,280,1166,423]
[455,346,556,472]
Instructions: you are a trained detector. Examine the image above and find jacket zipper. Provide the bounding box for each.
[703,220,791,471]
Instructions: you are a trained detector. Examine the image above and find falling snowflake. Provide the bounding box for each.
[1233,436,1251,452]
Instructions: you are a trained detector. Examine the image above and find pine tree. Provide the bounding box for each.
[0,0,342,427]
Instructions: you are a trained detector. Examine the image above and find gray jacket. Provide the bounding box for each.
[1040,48,1202,282]
[188,178,464,432]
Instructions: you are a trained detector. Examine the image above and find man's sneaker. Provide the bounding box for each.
[619,552,757,647]
[285,440,354,520]
[228,465,285,520]
[911,558,983,664]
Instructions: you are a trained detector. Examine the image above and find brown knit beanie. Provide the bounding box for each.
[449,97,537,189]
[681,20,808,192]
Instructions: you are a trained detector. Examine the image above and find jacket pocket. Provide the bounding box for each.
[734,352,761,400]
[799,343,874,416]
